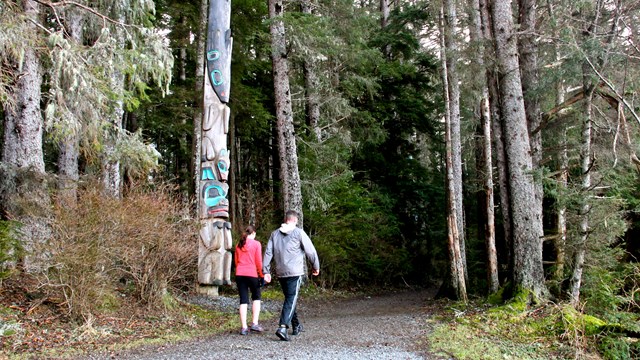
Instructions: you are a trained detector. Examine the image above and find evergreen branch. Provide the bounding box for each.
[33,0,140,29]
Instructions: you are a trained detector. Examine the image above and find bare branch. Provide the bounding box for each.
[583,56,640,127]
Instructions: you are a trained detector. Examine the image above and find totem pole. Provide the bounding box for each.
[197,0,233,296]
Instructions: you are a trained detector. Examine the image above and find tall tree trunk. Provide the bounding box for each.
[229,111,237,228]
[440,9,467,302]
[1,0,51,272]
[301,0,321,142]
[2,1,44,172]
[481,0,511,274]
[469,0,498,293]
[57,9,83,206]
[570,2,601,304]
[443,0,467,282]
[518,0,543,240]
[481,96,499,293]
[570,83,594,307]
[269,0,304,225]
[193,0,208,204]
[548,0,567,286]
[102,13,125,198]
[490,0,547,300]
[178,16,189,198]
[380,0,390,29]
[380,0,391,57]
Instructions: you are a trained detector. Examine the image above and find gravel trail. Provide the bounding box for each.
[83,289,440,360]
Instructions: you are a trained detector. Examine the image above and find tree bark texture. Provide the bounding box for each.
[193,0,208,206]
[549,2,567,284]
[481,0,512,271]
[0,1,51,272]
[440,10,467,302]
[489,0,546,299]
[269,0,304,225]
[518,0,543,240]
[197,0,234,291]
[102,12,125,198]
[469,0,499,293]
[380,0,390,30]
[481,97,499,292]
[570,86,593,306]
[443,0,467,282]
[2,0,44,172]
[57,9,84,206]
[301,0,321,142]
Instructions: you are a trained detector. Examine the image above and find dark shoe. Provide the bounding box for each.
[292,323,304,335]
[250,323,264,332]
[240,327,249,335]
[275,325,289,341]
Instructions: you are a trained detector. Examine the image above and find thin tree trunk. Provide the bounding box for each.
[481,0,511,274]
[229,111,237,228]
[193,0,208,204]
[469,0,498,293]
[481,96,499,292]
[490,0,547,300]
[178,16,189,198]
[570,84,594,307]
[380,0,391,57]
[555,104,568,286]
[2,1,44,172]
[269,0,304,225]
[301,0,321,142]
[569,3,601,303]
[443,0,467,282]
[102,13,125,198]
[548,0,567,285]
[440,9,467,302]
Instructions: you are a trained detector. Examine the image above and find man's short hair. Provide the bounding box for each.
[285,210,299,222]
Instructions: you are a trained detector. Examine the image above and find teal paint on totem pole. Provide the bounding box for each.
[202,167,215,181]
[206,0,232,103]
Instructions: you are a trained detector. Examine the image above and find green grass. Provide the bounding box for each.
[427,301,576,360]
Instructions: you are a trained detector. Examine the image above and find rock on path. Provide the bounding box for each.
[82,289,440,360]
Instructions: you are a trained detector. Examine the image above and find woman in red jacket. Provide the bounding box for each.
[235,225,264,335]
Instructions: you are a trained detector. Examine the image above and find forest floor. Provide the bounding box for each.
[0,277,603,359]
[0,277,444,360]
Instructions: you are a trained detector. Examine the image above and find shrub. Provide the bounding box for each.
[40,183,197,319]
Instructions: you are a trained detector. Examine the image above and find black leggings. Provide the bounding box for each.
[236,276,261,304]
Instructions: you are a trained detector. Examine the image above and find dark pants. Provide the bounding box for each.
[236,276,261,305]
[278,276,302,328]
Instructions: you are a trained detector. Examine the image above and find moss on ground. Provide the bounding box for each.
[428,301,579,359]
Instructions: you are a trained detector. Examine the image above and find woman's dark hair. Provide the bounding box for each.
[238,225,255,249]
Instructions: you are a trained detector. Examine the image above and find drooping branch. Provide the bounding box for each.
[33,0,140,29]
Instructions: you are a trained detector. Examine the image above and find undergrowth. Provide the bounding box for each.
[428,294,639,360]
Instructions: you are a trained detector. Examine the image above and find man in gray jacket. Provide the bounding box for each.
[263,210,320,341]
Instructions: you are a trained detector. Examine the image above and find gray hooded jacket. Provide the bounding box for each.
[263,223,320,278]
